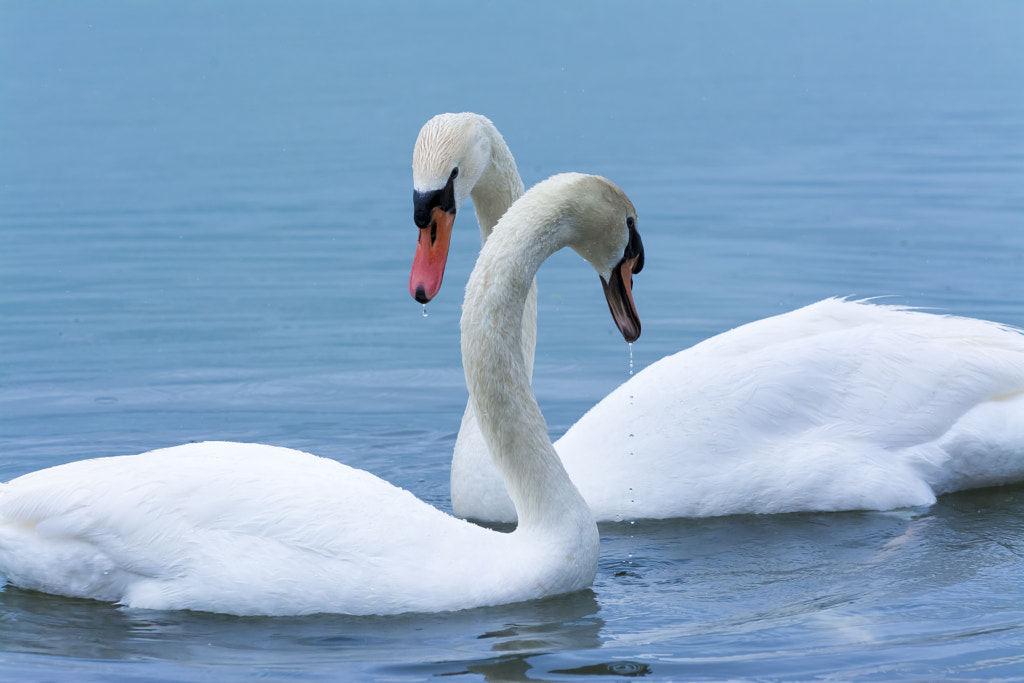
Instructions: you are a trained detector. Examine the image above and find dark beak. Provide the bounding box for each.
[601,255,642,343]
[600,221,644,343]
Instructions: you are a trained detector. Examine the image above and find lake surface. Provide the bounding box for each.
[2,1,1023,680]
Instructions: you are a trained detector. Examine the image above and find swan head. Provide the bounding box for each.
[410,113,496,304]
[474,172,644,344]
[563,174,644,343]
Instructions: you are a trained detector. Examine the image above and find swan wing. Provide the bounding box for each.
[559,299,1024,518]
[0,441,494,615]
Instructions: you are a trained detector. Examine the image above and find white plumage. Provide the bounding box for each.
[0,173,643,615]
[411,112,1024,523]
[558,298,1024,519]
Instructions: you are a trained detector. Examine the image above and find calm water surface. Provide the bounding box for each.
[2,2,1023,681]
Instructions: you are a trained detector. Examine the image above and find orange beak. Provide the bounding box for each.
[409,206,456,304]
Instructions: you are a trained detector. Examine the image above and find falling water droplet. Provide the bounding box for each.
[421,304,429,318]
[628,342,634,375]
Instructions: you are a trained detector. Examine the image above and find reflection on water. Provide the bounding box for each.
[590,485,1024,680]
[2,484,1022,681]
[0,588,603,679]
[2,0,1023,680]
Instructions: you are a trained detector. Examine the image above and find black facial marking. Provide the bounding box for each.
[413,190,438,229]
[412,168,458,229]
[625,218,644,274]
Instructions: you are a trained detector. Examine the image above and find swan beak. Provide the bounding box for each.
[601,254,642,343]
[409,206,455,304]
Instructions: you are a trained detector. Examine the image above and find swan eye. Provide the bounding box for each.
[449,168,459,181]
[626,216,635,230]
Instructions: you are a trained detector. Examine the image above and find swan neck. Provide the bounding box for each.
[460,221,585,531]
[469,125,525,242]
[468,120,535,376]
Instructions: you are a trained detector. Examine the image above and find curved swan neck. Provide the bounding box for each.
[449,118,536,519]
[468,117,525,242]
[466,116,536,378]
[460,192,587,531]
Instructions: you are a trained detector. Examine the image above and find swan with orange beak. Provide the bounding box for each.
[409,113,642,339]
[410,167,458,304]
[409,114,525,305]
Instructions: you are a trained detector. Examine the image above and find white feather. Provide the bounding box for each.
[0,173,643,615]
[413,113,1024,523]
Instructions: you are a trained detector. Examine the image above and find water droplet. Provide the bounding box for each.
[627,342,634,375]
[608,662,650,676]
[421,304,429,318]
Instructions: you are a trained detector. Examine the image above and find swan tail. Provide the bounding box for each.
[927,391,1024,494]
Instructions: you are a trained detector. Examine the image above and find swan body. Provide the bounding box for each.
[0,172,644,615]
[0,443,535,615]
[410,112,1024,523]
[558,298,1024,519]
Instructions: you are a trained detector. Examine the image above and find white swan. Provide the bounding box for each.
[409,112,1024,523]
[0,172,644,616]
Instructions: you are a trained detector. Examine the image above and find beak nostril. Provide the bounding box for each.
[430,222,437,246]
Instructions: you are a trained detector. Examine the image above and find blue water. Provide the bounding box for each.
[2,1,1023,680]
